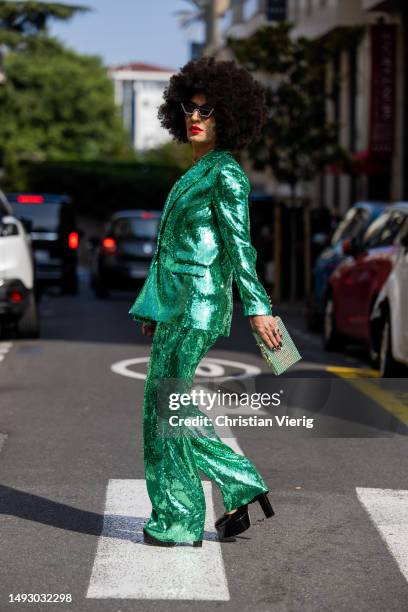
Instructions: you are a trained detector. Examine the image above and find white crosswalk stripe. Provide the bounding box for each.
[0,341,13,362]
[356,487,408,584]
[86,479,230,600]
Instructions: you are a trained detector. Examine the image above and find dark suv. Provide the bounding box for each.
[89,210,161,298]
[7,193,81,296]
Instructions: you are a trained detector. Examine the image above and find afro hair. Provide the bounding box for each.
[157,56,268,152]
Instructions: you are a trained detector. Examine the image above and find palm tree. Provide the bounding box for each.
[173,0,230,54]
[173,0,208,31]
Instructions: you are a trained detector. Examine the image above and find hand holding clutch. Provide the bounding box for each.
[249,314,283,349]
[252,316,302,376]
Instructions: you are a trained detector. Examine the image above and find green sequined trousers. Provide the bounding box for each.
[143,321,269,543]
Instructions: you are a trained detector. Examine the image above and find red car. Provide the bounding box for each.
[323,203,408,353]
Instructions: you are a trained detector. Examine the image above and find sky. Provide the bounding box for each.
[48,0,205,71]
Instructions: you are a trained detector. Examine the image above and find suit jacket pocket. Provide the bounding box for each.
[168,260,207,276]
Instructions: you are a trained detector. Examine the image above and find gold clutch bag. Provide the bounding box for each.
[252,316,302,375]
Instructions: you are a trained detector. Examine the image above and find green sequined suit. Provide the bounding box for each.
[129,149,272,542]
[143,321,269,543]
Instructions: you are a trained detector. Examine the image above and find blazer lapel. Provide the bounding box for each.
[155,149,228,248]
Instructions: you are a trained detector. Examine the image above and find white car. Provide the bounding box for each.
[0,190,40,338]
[370,218,408,376]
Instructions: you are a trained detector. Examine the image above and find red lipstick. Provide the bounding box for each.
[190,125,203,133]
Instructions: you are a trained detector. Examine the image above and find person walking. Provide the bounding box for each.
[128,57,283,547]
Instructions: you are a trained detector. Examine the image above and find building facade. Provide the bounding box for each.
[217,0,407,213]
[109,62,175,151]
[216,1,289,196]
[288,0,407,212]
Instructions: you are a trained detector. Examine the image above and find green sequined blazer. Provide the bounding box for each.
[128,148,272,337]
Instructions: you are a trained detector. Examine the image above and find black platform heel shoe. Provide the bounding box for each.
[252,492,275,518]
[215,504,250,538]
[215,491,275,538]
[143,527,202,548]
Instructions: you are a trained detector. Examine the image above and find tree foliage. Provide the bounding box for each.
[0,2,133,186]
[229,22,365,193]
[0,1,89,46]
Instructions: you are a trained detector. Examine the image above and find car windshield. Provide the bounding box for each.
[112,218,159,239]
[362,211,407,249]
[11,202,62,231]
[330,207,370,245]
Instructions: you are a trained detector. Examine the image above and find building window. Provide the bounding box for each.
[290,0,299,21]
[243,0,257,20]
[265,0,287,22]
[122,81,135,140]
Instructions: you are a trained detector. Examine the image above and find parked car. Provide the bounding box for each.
[306,202,387,331]
[323,203,408,354]
[89,210,161,298]
[0,190,40,338]
[370,212,408,376]
[7,193,81,296]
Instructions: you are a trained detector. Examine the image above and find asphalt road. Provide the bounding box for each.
[0,268,407,612]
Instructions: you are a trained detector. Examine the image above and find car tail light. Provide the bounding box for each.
[102,237,116,253]
[141,211,155,219]
[9,291,23,303]
[68,231,79,249]
[17,195,44,204]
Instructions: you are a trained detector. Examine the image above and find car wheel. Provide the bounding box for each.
[369,342,379,369]
[379,314,402,377]
[369,308,381,368]
[17,291,40,339]
[323,297,341,351]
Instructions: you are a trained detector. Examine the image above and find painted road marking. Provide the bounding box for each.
[0,341,13,362]
[326,366,380,378]
[111,356,262,381]
[328,367,408,428]
[356,487,408,584]
[86,479,230,600]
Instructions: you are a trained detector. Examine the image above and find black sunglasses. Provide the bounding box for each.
[181,101,214,119]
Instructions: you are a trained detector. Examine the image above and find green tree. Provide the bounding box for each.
[229,22,364,197]
[229,22,364,300]
[0,1,89,49]
[0,41,132,186]
[136,141,192,171]
[0,2,133,186]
